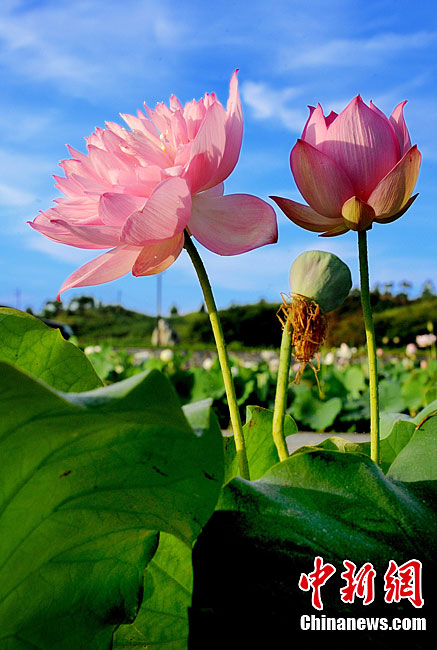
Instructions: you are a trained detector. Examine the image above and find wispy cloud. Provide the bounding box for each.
[0,149,55,183]
[0,183,36,207]
[0,1,193,99]
[172,229,358,295]
[1,0,435,313]
[241,81,308,132]
[25,235,97,266]
[282,31,437,69]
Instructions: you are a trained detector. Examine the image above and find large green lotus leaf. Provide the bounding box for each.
[341,364,366,398]
[113,533,192,650]
[0,307,102,392]
[378,419,417,473]
[380,410,413,434]
[218,448,435,562]
[0,363,223,650]
[224,406,297,483]
[401,370,431,413]
[376,406,436,473]
[378,378,406,413]
[388,413,437,482]
[377,400,437,435]
[190,449,435,648]
[412,399,437,424]
[114,399,221,650]
[189,367,225,403]
[60,368,179,412]
[289,387,342,431]
[301,410,419,474]
[291,434,370,458]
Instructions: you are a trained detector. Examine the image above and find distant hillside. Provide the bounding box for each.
[31,289,437,350]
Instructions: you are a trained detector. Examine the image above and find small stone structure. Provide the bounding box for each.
[151,318,180,347]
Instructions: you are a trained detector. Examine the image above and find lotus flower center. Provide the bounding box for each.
[159,130,169,153]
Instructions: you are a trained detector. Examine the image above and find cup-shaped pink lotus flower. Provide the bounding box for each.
[271,96,421,236]
[29,71,277,299]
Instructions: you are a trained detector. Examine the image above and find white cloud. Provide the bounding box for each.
[0,110,55,143]
[172,229,357,296]
[282,31,437,69]
[0,1,192,99]
[0,183,36,207]
[0,149,55,184]
[25,235,96,266]
[241,81,308,132]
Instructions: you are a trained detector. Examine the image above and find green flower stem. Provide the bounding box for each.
[272,315,292,461]
[358,230,380,465]
[183,232,250,480]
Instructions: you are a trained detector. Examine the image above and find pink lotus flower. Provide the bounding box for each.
[272,96,421,236]
[30,71,277,299]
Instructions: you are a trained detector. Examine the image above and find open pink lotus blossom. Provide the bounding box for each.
[29,71,277,299]
[271,96,421,236]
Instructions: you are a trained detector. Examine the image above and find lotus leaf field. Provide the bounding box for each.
[82,341,436,434]
[0,307,435,649]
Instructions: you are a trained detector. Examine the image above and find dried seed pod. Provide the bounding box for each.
[277,251,352,388]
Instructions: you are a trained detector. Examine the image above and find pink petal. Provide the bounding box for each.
[170,94,184,112]
[188,193,277,255]
[319,224,349,237]
[390,101,412,156]
[143,101,171,135]
[341,196,375,231]
[367,145,421,219]
[106,120,129,139]
[374,194,418,225]
[183,101,227,194]
[132,233,184,276]
[174,142,192,169]
[271,196,343,232]
[325,110,337,127]
[121,111,161,143]
[301,104,329,147]
[199,182,225,198]
[155,101,174,123]
[168,109,189,150]
[68,172,107,195]
[369,100,401,155]
[54,173,86,197]
[121,177,191,246]
[49,196,99,223]
[203,92,218,110]
[123,130,171,167]
[57,246,142,299]
[122,164,164,197]
[183,99,207,140]
[99,193,146,227]
[60,157,99,184]
[87,145,130,185]
[50,219,121,247]
[291,139,355,218]
[214,70,243,185]
[369,100,388,121]
[29,214,108,249]
[321,96,401,200]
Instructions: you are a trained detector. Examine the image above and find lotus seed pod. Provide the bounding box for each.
[289,250,352,313]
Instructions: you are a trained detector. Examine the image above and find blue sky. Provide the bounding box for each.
[1,0,436,316]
